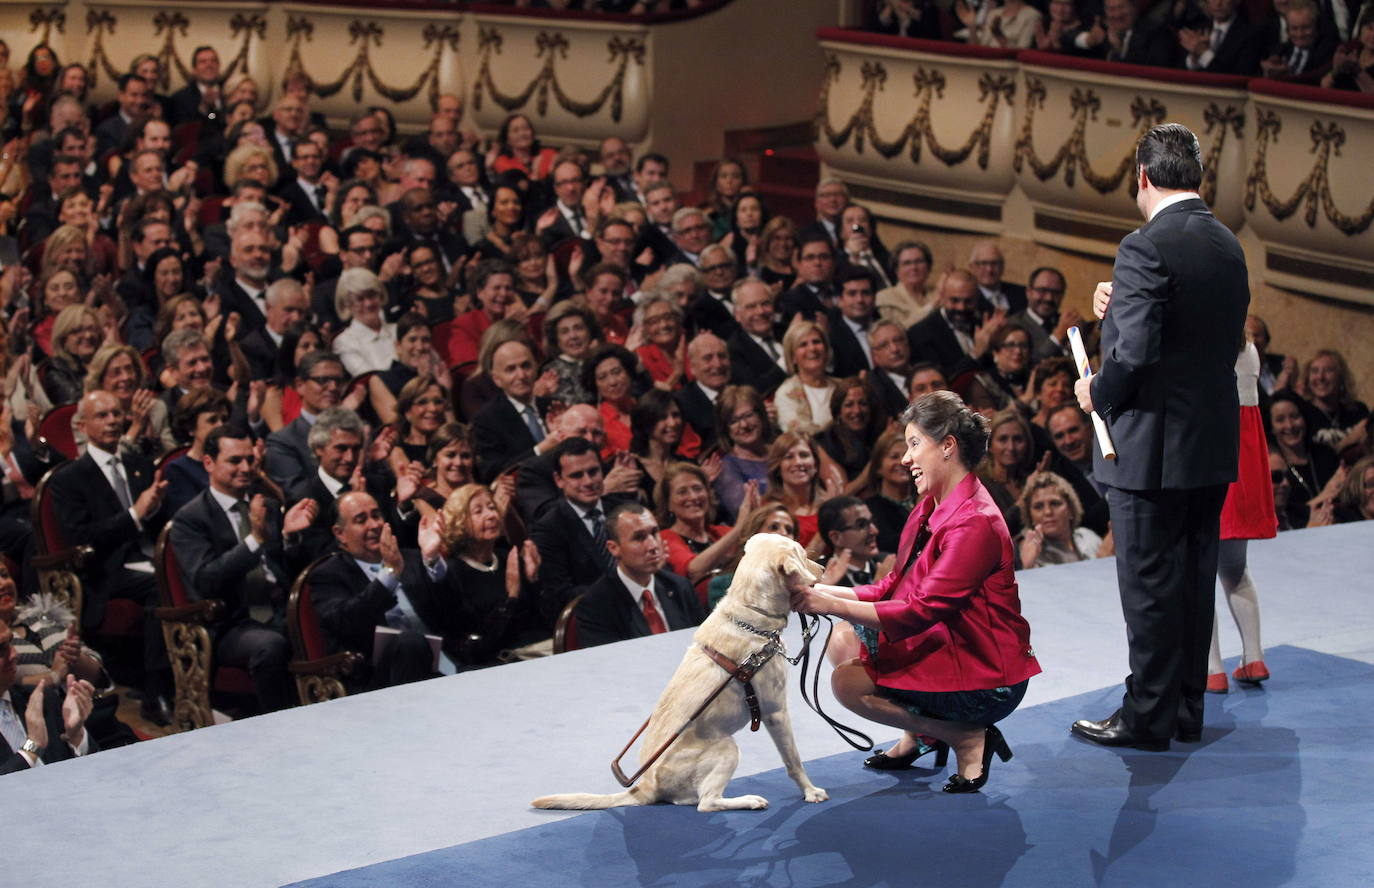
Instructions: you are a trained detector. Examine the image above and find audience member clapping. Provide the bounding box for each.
[1299,349,1368,453]
[1015,471,1111,568]
[540,301,601,407]
[1268,390,1340,528]
[712,385,774,521]
[657,462,756,583]
[762,430,843,547]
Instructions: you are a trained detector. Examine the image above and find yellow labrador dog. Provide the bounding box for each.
[532,534,829,812]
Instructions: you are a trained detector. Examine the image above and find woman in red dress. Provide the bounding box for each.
[791,391,1040,793]
[1207,340,1278,692]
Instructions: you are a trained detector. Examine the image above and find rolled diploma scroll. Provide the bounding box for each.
[1067,326,1117,461]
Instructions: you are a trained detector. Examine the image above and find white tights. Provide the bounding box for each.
[1207,539,1264,674]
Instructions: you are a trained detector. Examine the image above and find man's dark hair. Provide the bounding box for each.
[55,126,86,149]
[836,264,878,292]
[636,152,669,174]
[606,501,651,544]
[191,45,218,68]
[818,495,865,550]
[472,258,516,293]
[232,179,266,198]
[295,350,345,383]
[1046,402,1089,427]
[117,72,146,92]
[1027,266,1066,291]
[796,230,835,257]
[552,436,598,477]
[340,225,375,252]
[133,216,168,243]
[204,423,253,461]
[1136,123,1203,191]
[49,154,81,173]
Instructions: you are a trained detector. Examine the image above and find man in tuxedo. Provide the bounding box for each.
[262,94,308,173]
[968,241,1027,316]
[1259,0,1336,83]
[815,497,887,588]
[94,73,151,158]
[906,270,985,378]
[1011,266,1082,364]
[727,278,788,396]
[513,405,642,525]
[1071,123,1249,751]
[275,139,331,227]
[779,234,837,325]
[828,266,880,379]
[240,278,309,381]
[471,339,558,483]
[265,351,348,498]
[868,320,914,417]
[539,159,594,248]
[168,45,225,127]
[676,333,731,451]
[1074,0,1178,66]
[213,227,274,335]
[599,136,637,203]
[686,244,740,337]
[309,491,455,688]
[1,626,97,773]
[528,439,633,630]
[49,391,172,723]
[574,503,705,648]
[171,426,316,713]
[799,178,849,251]
[1180,0,1266,74]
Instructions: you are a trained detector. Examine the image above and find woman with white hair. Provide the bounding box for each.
[331,267,396,375]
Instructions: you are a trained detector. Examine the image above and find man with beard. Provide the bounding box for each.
[215,227,275,334]
[1010,266,1084,363]
[599,137,636,203]
[906,269,996,378]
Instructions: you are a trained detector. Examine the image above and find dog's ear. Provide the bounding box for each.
[786,545,822,581]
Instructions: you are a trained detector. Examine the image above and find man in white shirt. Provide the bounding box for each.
[967,240,1027,316]
[669,208,712,267]
[676,333,731,450]
[829,266,879,378]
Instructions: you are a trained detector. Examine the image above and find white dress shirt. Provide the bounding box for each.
[333,320,397,376]
[616,565,667,626]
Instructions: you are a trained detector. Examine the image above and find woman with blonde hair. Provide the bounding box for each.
[775,319,839,434]
[440,483,544,667]
[223,143,279,190]
[977,407,1040,534]
[83,343,176,455]
[39,224,92,280]
[39,305,107,406]
[1015,471,1106,568]
[762,430,842,547]
[658,461,761,584]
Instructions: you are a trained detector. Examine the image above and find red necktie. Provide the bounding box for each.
[641,592,668,634]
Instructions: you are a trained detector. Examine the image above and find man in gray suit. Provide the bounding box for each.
[1071,124,1249,751]
[264,351,347,498]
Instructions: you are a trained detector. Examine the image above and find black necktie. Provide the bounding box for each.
[588,506,615,573]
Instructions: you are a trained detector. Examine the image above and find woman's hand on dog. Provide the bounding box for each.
[788,572,826,615]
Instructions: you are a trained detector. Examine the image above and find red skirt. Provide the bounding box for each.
[1220,405,1277,540]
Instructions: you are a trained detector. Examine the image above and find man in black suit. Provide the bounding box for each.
[309,491,455,688]
[968,241,1027,317]
[639,182,681,270]
[1074,0,1178,66]
[1011,266,1081,364]
[1,626,98,773]
[798,178,849,252]
[727,278,788,396]
[265,351,348,498]
[49,391,172,722]
[240,278,310,381]
[261,93,308,175]
[94,73,151,158]
[168,45,225,128]
[630,153,670,206]
[472,340,559,483]
[513,404,643,525]
[779,233,838,326]
[528,439,634,630]
[212,227,274,335]
[599,137,637,203]
[275,138,331,228]
[575,503,705,648]
[396,187,467,273]
[905,270,985,379]
[441,148,489,217]
[666,207,712,268]
[1259,0,1337,83]
[676,333,732,452]
[828,266,880,379]
[171,426,317,712]
[538,159,594,249]
[686,244,741,338]
[868,319,914,417]
[20,155,82,247]
[1071,124,1249,751]
[1179,0,1266,75]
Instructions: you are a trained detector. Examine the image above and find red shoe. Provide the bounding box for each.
[1206,672,1229,694]
[1232,660,1270,684]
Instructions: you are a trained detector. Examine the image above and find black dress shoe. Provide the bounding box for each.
[1070,709,1169,751]
[140,694,173,727]
[1174,728,1201,743]
[865,739,950,770]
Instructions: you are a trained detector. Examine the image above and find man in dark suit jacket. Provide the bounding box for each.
[171,427,317,712]
[168,46,226,128]
[675,333,732,453]
[905,270,983,379]
[528,439,633,630]
[513,405,643,525]
[49,391,172,721]
[1010,265,1079,364]
[1071,124,1249,751]
[1259,0,1337,84]
[828,266,881,379]
[265,352,348,498]
[274,139,331,228]
[0,635,99,774]
[968,241,1027,317]
[239,278,310,381]
[1073,0,1177,67]
[1179,0,1266,75]
[779,233,838,326]
[94,72,151,157]
[574,503,705,648]
[309,491,456,687]
[868,319,914,418]
[471,340,558,483]
[211,227,276,337]
[727,279,788,396]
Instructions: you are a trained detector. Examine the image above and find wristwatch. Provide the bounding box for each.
[20,738,43,757]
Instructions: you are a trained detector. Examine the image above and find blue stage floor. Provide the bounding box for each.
[5,523,1372,887]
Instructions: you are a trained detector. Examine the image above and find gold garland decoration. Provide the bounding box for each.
[817,55,1014,169]
[85,9,264,92]
[1014,76,1165,194]
[1199,102,1244,206]
[1244,109,1374,236]
[472,27,647,122]
[285,17,460,108]
[29,8,66,45]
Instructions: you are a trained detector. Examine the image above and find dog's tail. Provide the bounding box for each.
[530,788,644,810]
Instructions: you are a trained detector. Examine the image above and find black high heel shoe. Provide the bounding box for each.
[864,737,950,771]
[943,725,1013,793]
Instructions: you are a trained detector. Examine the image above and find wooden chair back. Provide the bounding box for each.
[36,404,79,462]
[552,594,584,654]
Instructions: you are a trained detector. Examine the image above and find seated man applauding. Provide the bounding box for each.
[2,621,97,773]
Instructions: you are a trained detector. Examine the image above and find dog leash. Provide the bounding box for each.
[792,613,875,751]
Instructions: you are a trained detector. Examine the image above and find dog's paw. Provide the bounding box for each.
[803,786,829,803]
[740,795,769,810]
